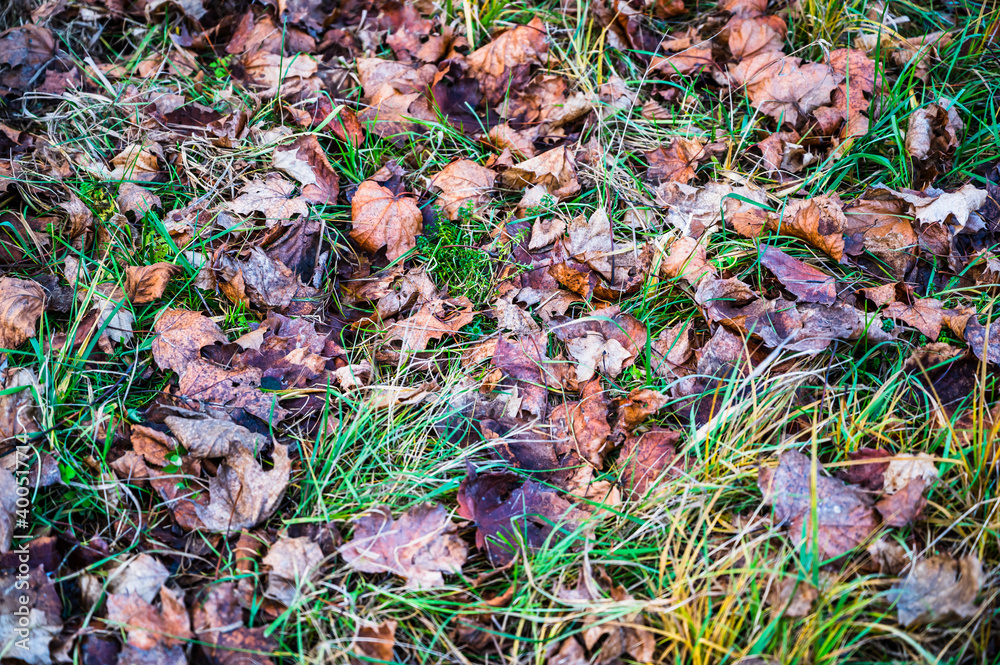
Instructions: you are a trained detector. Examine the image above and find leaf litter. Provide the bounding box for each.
[0,0,998,663]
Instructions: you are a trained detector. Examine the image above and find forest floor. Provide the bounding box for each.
[1,0,1000,663]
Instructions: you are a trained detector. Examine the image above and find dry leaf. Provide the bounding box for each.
[618,429,680,499]
[758,450,878,560]
[759,246,837,304]
[385,297,474,351]
[774,197,847,260]
[350,180,423,261]
[768,577,818,618]
[352,621,396,665]
[429,159,497,220]
[117,182,161,219]
[500,146,581,200]
[645,138,706,185]
[893,554,982,627]
[0,277,45,350]
[882,453,938,494]
[467,17,548,105]
[262,535,325,606]
[151,308,228,375]
[272,134,340,205]
[661,235,715,286]
[340,503,468,588]
[125,263,180,304]
[228,174,310,224]
[108,553,170,603]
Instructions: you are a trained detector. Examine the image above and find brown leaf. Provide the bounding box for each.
[905,99,963,185]
[272,134,340,205]
[842,192,917,278]
[261,535,324,606]
[618,429,680,499]
[726,15,787,60]
[227,174,310,224]
[650,47,714,76]
[645,138,706,184]
[166,416,291,533]
[109,143,164,181]
[964,318,1000,365]
[430,159,497,220]
[151,308,228,376]
[194,582,276,665]
[215,248,319,313]
[774,197,847,260]
[554,307,647,382]
[386,297,475,351]
[0,367,39,444]
[467,17,548,105]
[550,379,611,465]
[499,146,581,200]
[657,181,768,239]
[767,577,818,618]
[340,503,468,588]
[106,587,192,650]
[457,468,583,566]
[0,25,56,93]
[117,182,161,219]
[661,235,715,286]
[759,246,837,304]
[758,450,878,560]
[883,297,944,340]
[0,277,45,350]
[242,50,319,98]
[837,448,890,491]
[882,453,938,495]
[651,323,693,378]
[875,478,927,527]
[615,388,668,432]
[352,621,397,665]
[350,180,423,261]
[892,554,982,627]
[125,263,180,304]
[493,333,557,418]
[731,53,843,126]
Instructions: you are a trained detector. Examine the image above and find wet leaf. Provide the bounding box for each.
[759,246,837,304]
[467,18,548,105]
[125,263,180,304]
[429,159,497,220]
[0,276,45,350]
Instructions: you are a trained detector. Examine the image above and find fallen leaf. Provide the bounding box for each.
[758,450,878,560]
[553,306,647,382]
[875,478,927,527]
[726,16,787,60]
[905,98,963,186]
[108,553,170,603]
[467,18,548,105]
[0,567,62,664]
[731,53,843,126]
[151,308,228,375]
[651,323,693,378]
[165,416,291,533]
[215,247,319,313]
[242,50,319,98]
[768,577,818,618]
[340,503,468,588]
[661,235,715,286]
[429,159,497,220]
[773,197,847,260]
[350,180,423,261]
[645,138,706,185]
[529,216,566,249]
[272,134,340,205]
[0,276,45,350]
[550,379,611,465]
[117,182,161,219]
[109,143,163,181]
[837,448,891,491]
[0,366,40,443]
[125,263,180,304]
[618,429,680,499]
[657,180,768,239]
[892,554,982,626]
[759,246,837,305]
[261,535,325,606]
[457,468,583,566]
[194,582,277,665]
[882,453,938,495]
[386,297,475,351]
[883,297,943,340]
[615,388,668,432]
[227,174,310,224]
[106,587,192,650]
[352,620,397,665]
[500,146,581,200]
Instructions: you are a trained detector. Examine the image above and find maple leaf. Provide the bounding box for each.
[429,159,497,220]
[774,197,847,260]
[151,308,228,375]
[194,582,277,665]
[241,51,319,98]
[731,53,843,126]
[340,503,468,588]
[106,587,192,650]
[645,138,706,184]
[385,297,475,352]
[500,146,581,200]
[457,468,583,566]
[271,134,340,205]
[661,235,715,286]
[550,379,611,465]
[117,182,161,219]
[0,25,56,93]
[350,180,423,261]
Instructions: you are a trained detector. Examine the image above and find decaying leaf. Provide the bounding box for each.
[618,429,680,499]
[758,450,878,560]
[0,276,45,350]
[0,567,63,665]
[350,180,423,261]
[385,297,475,351]
[759,246,837,305]
[429,159,497,220]
[645,138,706,185]
[467,17,548,105]
[261,535,325,606]
[228,174,310,223]
[125,263,180,304]
[500,146,581,200]
[340,503,468,588]
[892,554,982,627]
[457,468,583,566]
[882,453,939,495]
